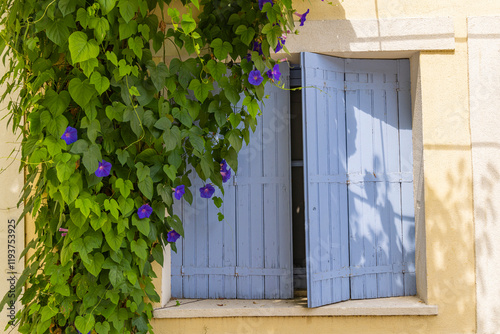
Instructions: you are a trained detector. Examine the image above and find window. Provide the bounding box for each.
[170,53,416,308]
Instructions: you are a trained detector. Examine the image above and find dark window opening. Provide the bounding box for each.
[290,66,307,295]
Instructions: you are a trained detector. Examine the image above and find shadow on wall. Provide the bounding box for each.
[418,155,476,333]
[472,142,500,331]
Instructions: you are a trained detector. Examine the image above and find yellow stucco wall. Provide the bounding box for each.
[150,1,498,333]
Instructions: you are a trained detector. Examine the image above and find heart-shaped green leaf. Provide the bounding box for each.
[69,78,96,107]
[84,252,105,276]
[95,321,111,334]
[118,0,138,23]
[90,72,110,95]
[75,314,95,334]
[98,0,117,15]
[188,78,213,103]
[210,38,233,60]
[46,19,70,46]
[130,239,148,260]
[68,31,99,64]
[132,215,150,236]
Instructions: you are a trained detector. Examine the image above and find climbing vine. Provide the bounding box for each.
[0,0,315,333]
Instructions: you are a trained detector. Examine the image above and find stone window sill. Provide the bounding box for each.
[153,296,438,318]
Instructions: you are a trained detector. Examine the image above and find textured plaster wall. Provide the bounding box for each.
[468,16,500,334]
[0,60,23,333]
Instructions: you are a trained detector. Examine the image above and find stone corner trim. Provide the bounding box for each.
[468,16,500,35]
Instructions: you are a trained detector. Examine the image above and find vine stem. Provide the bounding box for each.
[29,0,56,25]
[123,76,145,150]
[165,37,183,60]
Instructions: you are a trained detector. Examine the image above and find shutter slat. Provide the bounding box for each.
[250,111,265,297]
[235,96,252,297]
[170,200,184,297]
[346,78,377,299]
[196,185,210,298]
[317,67,333,305]
[276,74,293,297]
[236,183,252,298]
[375,75,402,298]
[183,181,198,298]
[222,183,238,298]
[263,88,281,299]
[208,187,224,298]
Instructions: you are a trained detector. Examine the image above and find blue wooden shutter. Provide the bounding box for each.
[301,53,416,307]
[171,64,292,299]
[345,58,415,299]
[301,52,350,307]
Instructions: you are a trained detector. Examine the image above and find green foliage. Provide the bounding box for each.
[0,0,304,332]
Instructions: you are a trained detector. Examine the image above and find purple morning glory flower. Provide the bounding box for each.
[248,69,264,86]
[259,0,273,10]
[267,64,281,81]
[220,159,228,170]
[220,160,231,183]
[199,184,215,198]
[95,160,112,177]
[252,41,263,56]
[167,230,180,243]
[138,204,153,219]
[174,185,185,200]
[221,168,231,183]
[77,331,91,334]
[294,9,310,26]
[61,126,78,145]
[275,36,286,53]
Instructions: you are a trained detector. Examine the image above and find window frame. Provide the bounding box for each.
[156,52,427,310]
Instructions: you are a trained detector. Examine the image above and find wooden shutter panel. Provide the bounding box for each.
[345,58,415,299]
[301,53,416,307]
[301,52,350,307]
[171,64,292,299]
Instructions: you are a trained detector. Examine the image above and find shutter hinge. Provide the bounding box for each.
[396,81,400,92]
[233,174,237,186]
[346,180,350,185]
[344,81,347,91]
